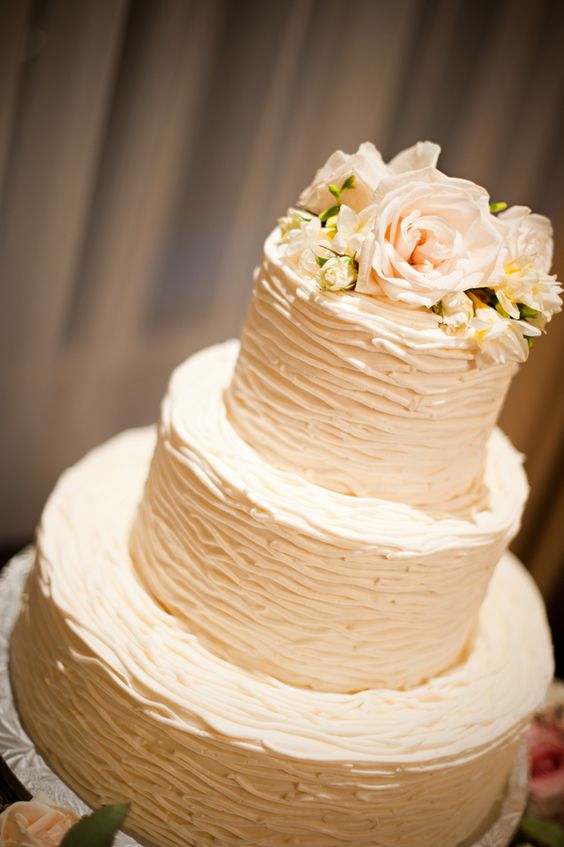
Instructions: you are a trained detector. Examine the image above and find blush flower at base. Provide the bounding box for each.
[527,719,564,823]
[356,167,505,307]
[0,796,79,847]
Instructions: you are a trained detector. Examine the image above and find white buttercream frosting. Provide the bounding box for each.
[131,340,527,693]
[225,229,517,509]
[11,428,553,847]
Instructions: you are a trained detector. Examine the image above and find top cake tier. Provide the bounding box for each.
[226,232,516,512]
[226,141,560,512]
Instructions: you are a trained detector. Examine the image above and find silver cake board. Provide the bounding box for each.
[0,549,528,847]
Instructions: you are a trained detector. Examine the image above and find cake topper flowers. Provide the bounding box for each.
[278,141,562,365]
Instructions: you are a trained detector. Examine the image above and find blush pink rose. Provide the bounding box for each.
[0,796,79,847]
[527,720,564,822]
[356,167,504,307]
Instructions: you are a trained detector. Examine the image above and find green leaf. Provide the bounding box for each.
[319,204,341,225]
[60,804,130,847]
[340,174,355,191]
[328,183,340,200]
[519,814,564,847]
[495,302,510,319]
[315,254,329,267]
[525,335,535,349]
[343,255,358,270]
[489,201,508,213]
[518,303,540,320]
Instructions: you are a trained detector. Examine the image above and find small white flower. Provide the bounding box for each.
[439,291,474,331]
[280,215,330,268]
[299,247,327,279]
[471,303,540,365]
[319,256,357,292]
[332,203,378,258]
[278,208,312,241]
[495,260,562,327]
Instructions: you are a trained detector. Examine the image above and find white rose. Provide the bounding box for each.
[0,797,79,847]
[298,140,441,215]
[388,140,441,174]
[357,168,504,307]
[499,205,553,273]
[440,291,474,330]
[319,255,357,292]
[299,142,387,214]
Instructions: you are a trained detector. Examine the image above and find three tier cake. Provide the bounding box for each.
[10,141,561,847]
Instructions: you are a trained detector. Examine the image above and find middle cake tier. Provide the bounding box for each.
[131,340,528,693]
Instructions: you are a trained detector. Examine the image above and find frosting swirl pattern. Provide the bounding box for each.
[225,230,517,510]
[10,428,553,847]
[131,341,527,692]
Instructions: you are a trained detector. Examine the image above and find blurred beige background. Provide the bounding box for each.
[0,0,563,613]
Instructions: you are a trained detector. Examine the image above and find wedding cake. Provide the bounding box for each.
[10,142,561,847]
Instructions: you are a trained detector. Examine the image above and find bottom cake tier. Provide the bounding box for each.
[10,428,553,847]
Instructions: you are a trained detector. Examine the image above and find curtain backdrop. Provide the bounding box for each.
[1,0,563,600]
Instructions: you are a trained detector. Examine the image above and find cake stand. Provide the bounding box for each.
[0,549,529,847]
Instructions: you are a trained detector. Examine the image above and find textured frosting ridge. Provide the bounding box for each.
[10,428,553,847]
[225,231,518,511]
[132,341,528,693]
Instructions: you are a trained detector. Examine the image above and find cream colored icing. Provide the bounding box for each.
[225,229,517,511]
[11,428,553,847]
[131,341,528,693]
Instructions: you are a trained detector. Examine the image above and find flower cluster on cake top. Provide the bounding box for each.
[278,142,562,365]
